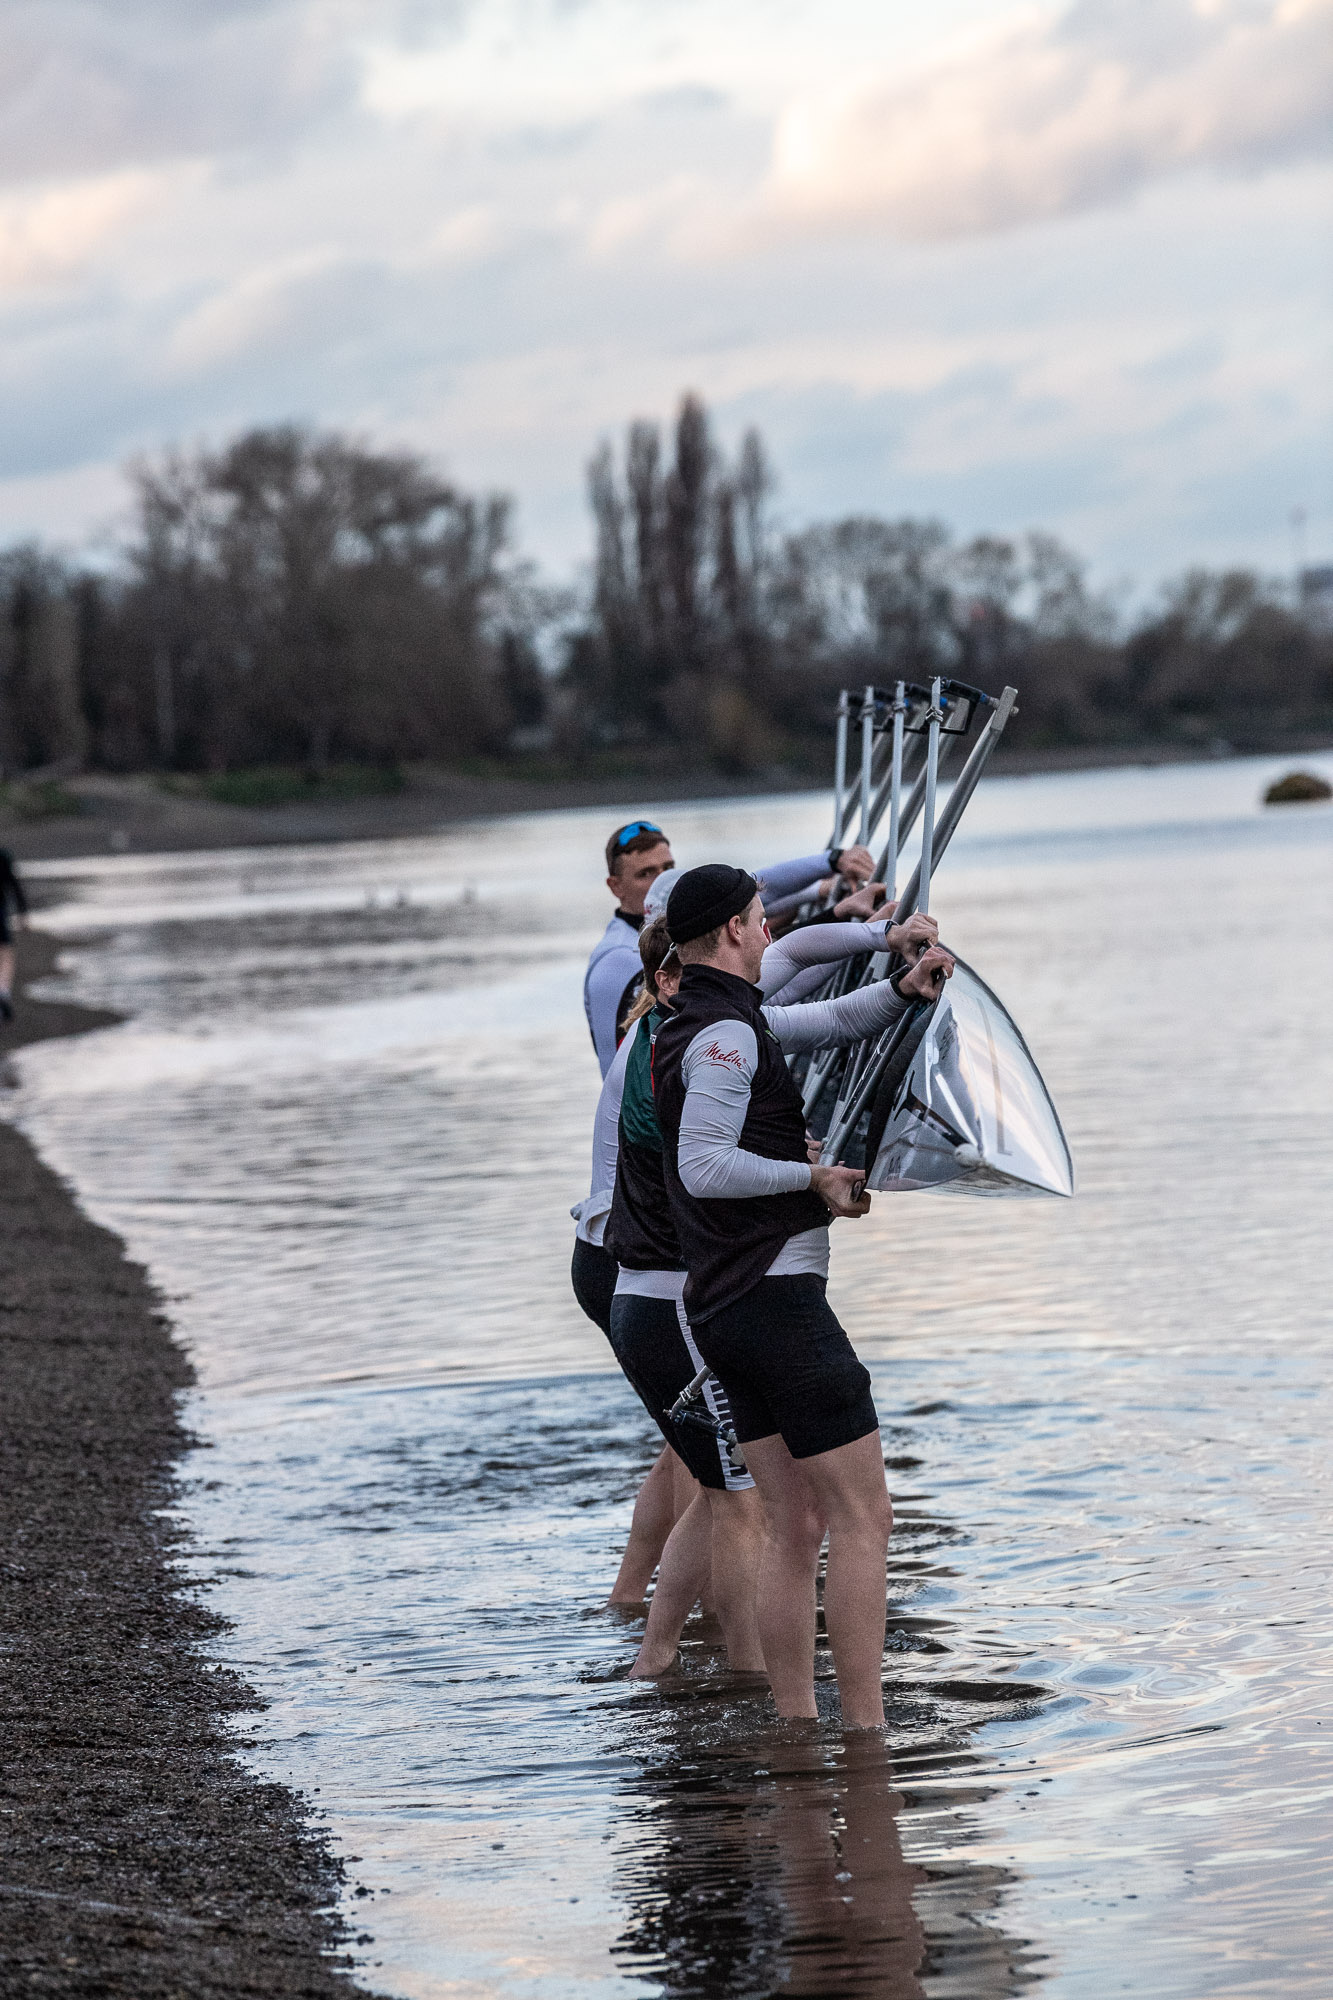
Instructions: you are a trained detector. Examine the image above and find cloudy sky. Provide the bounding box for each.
[1,0,1330,585]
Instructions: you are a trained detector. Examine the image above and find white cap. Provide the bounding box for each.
[643,867,680,922]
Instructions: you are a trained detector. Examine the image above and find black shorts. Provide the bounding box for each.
[609,1289,754,1492]
[691,1275,878,1461]
[570,1237,618,1339]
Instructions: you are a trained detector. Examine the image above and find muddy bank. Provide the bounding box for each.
[0,934,380,1998]
[8,736,1330,863]
[0,764,818,862]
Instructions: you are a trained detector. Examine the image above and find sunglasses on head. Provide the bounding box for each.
[615,821,663,848]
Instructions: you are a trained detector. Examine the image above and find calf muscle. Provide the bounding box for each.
[743,1428,891,1726]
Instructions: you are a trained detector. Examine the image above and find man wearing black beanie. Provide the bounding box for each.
[652,863,953,1728]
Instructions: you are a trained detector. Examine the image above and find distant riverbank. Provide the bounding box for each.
[7,734,1332,863]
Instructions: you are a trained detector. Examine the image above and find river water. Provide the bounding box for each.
[11,754,1333,1998]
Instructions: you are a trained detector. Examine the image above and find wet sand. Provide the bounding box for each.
[0,933,381,1998]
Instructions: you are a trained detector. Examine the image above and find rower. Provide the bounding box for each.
[574,878,936,1638]
[584,823,676,1079]
[651,864,953,1729]
[600,900,943,1679]
[605,919,765,1677]
[584,820,878,1077]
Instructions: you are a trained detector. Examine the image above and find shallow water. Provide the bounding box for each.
[12,753,1333,1997]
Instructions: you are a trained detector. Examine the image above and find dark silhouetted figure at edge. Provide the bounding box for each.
[0,848,28,1021]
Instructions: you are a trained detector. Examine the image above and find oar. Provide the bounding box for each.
[828,689,850,851]
[882,683,1017,927]
[797,694,969,1114]
[857,683,875,844]
[884,680,906,906]
[917,677,943,918]
[820,684,1018,1164]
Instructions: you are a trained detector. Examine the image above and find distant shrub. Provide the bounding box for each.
[161,764,406,809]
[0,778,82,822]
[1264,770,1332,805]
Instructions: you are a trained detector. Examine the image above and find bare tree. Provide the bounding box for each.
[663,394,712,671]
[0,547,89,773]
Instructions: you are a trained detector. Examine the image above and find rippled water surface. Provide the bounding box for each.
[12,755,1333,1997]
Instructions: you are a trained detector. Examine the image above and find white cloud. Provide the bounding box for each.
[165,251,350,372]
[0,0,416,184]
[768,0,1333,238]
[0,0,1327,584]
[428,203,500,263]
[358,0,1023,130]
[0,167,159,287]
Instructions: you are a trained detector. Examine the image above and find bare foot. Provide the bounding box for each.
[628,1646,680,1678]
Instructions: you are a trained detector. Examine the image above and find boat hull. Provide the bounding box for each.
[866,960,1074,1199]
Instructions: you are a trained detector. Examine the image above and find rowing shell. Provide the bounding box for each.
[866,959,1074,1199]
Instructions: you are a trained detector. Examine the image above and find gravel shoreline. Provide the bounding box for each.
[0,933,381,1998]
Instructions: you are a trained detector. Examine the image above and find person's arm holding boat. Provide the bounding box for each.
[648,847,875,928]
[759,909,938,1004]
[752,843,875,912]
[587,824,876,1074]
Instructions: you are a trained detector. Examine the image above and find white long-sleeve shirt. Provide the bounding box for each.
[584,851,835,1077]
[673,974,906,1283]
[759,919,890,1006]
[575,944,907,1251]
[675,973,911,1249]
[571,1027,633,1245]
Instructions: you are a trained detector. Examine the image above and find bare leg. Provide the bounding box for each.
[796,1431,894,1729]
[705,1487,766,1673]
[742,1430,892,1724]
[607,1445,680,1605]
[680,1454,721,1617]
[0,943,14,997]
[630,1488,710,1676]
[741,1435,827,1718]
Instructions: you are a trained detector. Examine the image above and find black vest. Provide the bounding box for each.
[652,964,828,1323]
[605,1008,684,1272]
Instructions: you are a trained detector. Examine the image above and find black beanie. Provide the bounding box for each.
[665,864,759,946]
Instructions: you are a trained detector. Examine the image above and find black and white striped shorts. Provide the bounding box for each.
[609,1289,754,1492]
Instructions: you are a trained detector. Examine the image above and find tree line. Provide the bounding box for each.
[0,426,545,781]
[568,394,1333,770]
[2,402,1330,782]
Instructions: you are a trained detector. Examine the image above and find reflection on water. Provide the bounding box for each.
[612,1728,935,1999]
[11,754,1333,1996]
[184,1373,1046,1999]
[610,1691,1045,2000]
